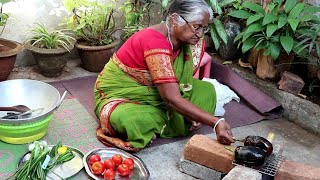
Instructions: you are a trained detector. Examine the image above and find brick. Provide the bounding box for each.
[179,156,222,180]
[184,134,235,173]
[275,160,320,180]
[222,166,262,180]
[277,71,305,95]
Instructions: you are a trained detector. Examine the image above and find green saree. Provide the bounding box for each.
[94,44,216,151]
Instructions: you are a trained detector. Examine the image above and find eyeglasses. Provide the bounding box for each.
[179,15,210,34]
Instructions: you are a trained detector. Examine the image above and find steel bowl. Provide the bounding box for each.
[0,79,66,144]
[0,79,66,125]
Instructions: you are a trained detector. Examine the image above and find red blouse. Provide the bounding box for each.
[114,28,205,85]
[115,28,179,85]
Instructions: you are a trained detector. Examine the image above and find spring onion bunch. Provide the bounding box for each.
[10,141,75,180]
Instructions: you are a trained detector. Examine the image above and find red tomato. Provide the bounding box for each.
[104,169,116,180]
[103,158,116,170]
[91,161,105,175]
[117,164,130,176]
[123,158,134,170]
[112,154,123,166]
[88,154,101,165]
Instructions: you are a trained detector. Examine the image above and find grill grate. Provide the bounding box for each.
[232,144,285,176]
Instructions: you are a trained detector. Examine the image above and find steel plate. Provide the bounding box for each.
[83,148,149,180]
[18,146,84,179]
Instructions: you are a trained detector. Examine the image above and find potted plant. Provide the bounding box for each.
[63,0,120,72]
[228,0,320,79]
[0,0,23,81]
[119,0,164,45]
[118,0,145,47]
[24,23,75,77]
[205,0,247,61]
[205,0,239,47]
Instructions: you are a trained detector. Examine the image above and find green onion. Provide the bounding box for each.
[8,141,75,180]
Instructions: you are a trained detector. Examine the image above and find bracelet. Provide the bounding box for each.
[213,118,225,133]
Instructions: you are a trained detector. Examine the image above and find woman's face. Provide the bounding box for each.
[174,12,210,45]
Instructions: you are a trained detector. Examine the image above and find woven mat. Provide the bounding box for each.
[0,98,105,179]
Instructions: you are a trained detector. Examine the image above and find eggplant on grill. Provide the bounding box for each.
[234,146,267,167]
[243,136,273,156]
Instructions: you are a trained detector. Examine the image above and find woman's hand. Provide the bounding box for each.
[215,120,234,145]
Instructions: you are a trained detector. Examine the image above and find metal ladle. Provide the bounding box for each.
[0,105,31,112]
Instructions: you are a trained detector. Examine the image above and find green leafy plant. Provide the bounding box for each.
[309,79,320,94]
[27,23,75,51]
[120,0,166,40]
[296,24,320,63]
[0,0,13,35]
[231,0,244,11]
[120,0,146,40]
[63,0,117,46]
[0,5,8,26]
[205,0,238,50]
[229,0,320,60]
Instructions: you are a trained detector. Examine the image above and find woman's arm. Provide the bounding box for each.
[156,82,235,144]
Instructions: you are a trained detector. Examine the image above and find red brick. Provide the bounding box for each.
[184,134,235,173]
[275,160,320,180]
[277,71,305,95]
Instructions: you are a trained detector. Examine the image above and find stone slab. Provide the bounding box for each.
[180,156,223,180]
[222,166,262,180]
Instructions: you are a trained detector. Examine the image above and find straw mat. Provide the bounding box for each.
[0,98,103,179]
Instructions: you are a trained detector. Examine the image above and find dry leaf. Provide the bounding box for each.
[238,59,253,70]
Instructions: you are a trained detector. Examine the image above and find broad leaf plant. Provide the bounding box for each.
[205,0,239,51]
[63,0,117,46]
[229,0,320,60]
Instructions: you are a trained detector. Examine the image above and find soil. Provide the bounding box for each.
[0,44,13,52]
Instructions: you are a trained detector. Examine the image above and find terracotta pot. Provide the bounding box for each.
[0,39,23,81]
[75,40,120,72]
[25,42,73,77]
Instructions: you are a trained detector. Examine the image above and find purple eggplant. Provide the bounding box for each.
[243,136,273,156]
[234,146,267,167]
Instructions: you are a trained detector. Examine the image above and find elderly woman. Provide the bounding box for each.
[94,0,234,151]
